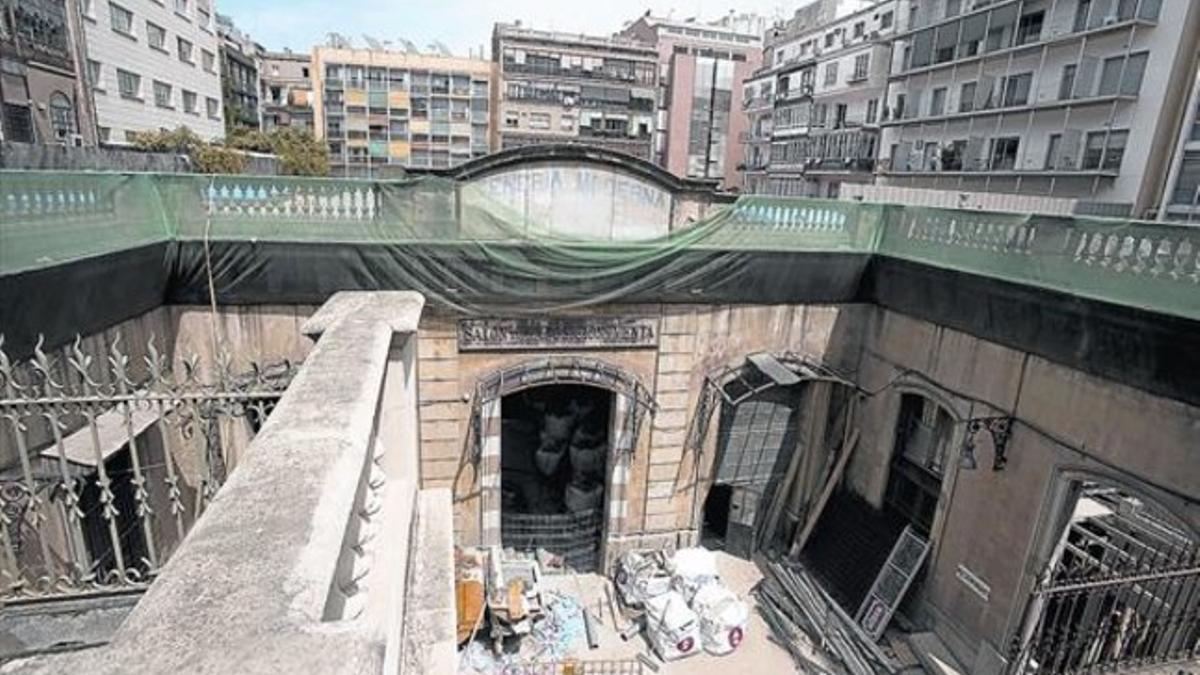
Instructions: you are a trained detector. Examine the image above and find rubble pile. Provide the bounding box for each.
[755,560,894,675]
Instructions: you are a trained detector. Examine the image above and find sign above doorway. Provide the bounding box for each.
[458,317,657,351]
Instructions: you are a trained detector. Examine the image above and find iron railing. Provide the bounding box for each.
[0,335,297,601]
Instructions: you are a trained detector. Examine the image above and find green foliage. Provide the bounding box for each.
[127,125,327,176]
[191,144,248,174]
[269,128,329,177]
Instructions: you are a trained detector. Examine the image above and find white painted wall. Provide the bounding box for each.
[83,0,224,141]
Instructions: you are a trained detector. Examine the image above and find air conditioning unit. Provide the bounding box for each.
[69,134,85,147]
[869,30,880,39]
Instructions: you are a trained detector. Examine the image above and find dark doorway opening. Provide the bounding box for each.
[702,483,733,546]
[79,447,150,580]
[500,384,611,571]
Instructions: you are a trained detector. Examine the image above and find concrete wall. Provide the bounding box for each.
[0,142,281,173]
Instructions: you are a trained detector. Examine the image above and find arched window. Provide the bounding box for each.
[48,92,75,139]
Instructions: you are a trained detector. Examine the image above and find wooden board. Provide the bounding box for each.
[456,579,485,645]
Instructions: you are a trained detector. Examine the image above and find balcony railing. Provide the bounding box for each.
[1,171,1197,324]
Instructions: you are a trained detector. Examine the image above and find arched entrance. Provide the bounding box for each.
[470,356,655,572]
[1012,476,1200,673]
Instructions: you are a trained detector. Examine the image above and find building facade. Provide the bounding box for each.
[618,14,762,189]
[742,0,897,197]
[1159,62,1200,222]
[215,12,259,132]
[878,0,1200,218]
[260,49,312,132]
[0,0,97,145]
[82,0,223,142]
[311,47,495,176]
[492,23,658,161]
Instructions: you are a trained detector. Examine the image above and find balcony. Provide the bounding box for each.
[882,94,1136,127]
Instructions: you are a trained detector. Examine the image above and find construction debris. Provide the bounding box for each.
[755,560,896,675]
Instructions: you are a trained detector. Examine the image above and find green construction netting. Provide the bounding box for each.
[1,171,1197,321]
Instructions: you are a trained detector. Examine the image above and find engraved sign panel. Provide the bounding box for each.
[458,317,658,351]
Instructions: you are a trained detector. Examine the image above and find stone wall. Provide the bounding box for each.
[413,302,866,552]
[845,307,1200,670]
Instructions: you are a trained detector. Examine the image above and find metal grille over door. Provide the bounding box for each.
[712,388,800,557]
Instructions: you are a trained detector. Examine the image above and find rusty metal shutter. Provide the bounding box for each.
[713,387,800,487]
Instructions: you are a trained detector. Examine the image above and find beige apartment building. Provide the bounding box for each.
[311,47,497,176]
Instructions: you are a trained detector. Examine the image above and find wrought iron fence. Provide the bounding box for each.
[1015,490,1200,673]
[0,335,297,601]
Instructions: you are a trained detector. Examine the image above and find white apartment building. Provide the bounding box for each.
[1160,63,1200,222]
[742,0,900,197]
[879,0,1200,218]
[82,0,224,142]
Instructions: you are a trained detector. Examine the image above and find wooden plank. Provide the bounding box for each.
[790,429,859,558]
[748,353,802,386]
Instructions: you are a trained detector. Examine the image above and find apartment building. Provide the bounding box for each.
[879,0,1200,218]
[311,47,496,176]
[215,12,259,132]
[1160,63,1200,222]
[618,14,762,189]
[0,0,97,145]
[82,0,223,142]
[260,49,313,132]
[492,22,658,161]
[744,0,899,197]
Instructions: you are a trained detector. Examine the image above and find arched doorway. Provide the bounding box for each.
[470,356,655,572]
[1012,477,1200,673]
[500,384,611,571]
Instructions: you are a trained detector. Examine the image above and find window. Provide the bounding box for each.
[1001,73,1033,107]
[560,114,574,131]
[153,80,172,107]
[1059,64,1077,100]
[146,21,165,50]
[824,62,838,85]
[202,50,215,73]
[884,394,954,534]
[109,2,133,36]
[930,87,947,116]
[852,54,869,80]
[206,97,219,119]
[853,21,865,38]
[1073,0,1092,32]
[1045,133,1062,169]
[895,93,906,119]
[48,93,75,139]
[866,98,878,124]
[1170,155,1200,204]
[177,37,193,63]
[2,104,34,143]
[116,68,140,99]
[880,11,894,29]
[504,112,518,128]
[174,0,188,14]
[959,81,977,112]
[88,59,103,90]
[182,89,197,113]
[945,0,962,17]
[1016,11,1045,45]
[824,32,836,48]
[82,0,94,18]
[989,136,1020,170]
[196,7,210,29]
[98,126,111,143]
[1082,129,1128,170]
[1097,52,1148,96]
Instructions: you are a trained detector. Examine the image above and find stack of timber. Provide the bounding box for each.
[755,560,895,675]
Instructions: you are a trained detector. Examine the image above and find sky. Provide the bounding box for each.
[217,0,797,56]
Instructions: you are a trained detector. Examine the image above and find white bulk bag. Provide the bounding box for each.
[691,583,749,655]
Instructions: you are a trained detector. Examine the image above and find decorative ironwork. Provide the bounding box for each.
[1011,486,1200,673]
[960,416,1012,471]
[0,333,297,601]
